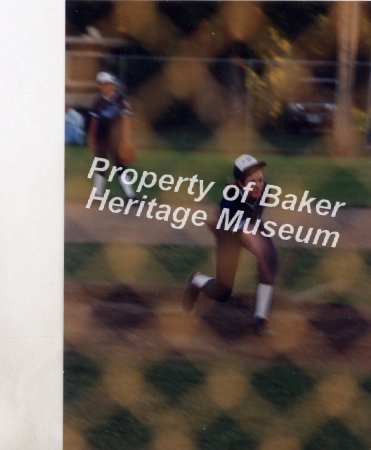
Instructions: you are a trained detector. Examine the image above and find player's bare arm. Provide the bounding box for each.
[87,117,98,154]
[119,114,136,165]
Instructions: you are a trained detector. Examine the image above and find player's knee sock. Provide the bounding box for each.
[192,273,212,288]
[117,172,136,199]
[254,283,273,320]
[93,173,106,197]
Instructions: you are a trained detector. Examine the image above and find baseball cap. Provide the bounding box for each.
[233,154,266,180]
[96,71,116,85]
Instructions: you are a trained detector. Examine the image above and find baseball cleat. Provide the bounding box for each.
[252,316,273,337]
[182,272,201,312]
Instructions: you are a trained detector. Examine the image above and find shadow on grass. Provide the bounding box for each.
[198,415,257,450]
[64,349,102,402]
[145,354,205,403]
[251,357,315,410]
[86,408,151,450]
[304,419,367,450]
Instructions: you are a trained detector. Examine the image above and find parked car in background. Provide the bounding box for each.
[286,77,337,132]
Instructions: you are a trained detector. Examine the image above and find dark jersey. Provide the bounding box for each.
[89,93,132,142]
[218,183,267,230]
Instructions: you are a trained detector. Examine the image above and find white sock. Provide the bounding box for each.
[193,273,212,288]
[254,284,273,319]
[93,173,106,197]
[118,173,136,199]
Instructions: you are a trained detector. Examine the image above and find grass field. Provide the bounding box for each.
[64,281,371,450]
[65,145,371,207]
[65,242,371,307]
[64,145,371,450]
[65,144,371,306]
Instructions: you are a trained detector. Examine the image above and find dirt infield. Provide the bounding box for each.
[64,202,371,450]
[64,281,371,450]
[65,282,371,371]
[65,200,371,249]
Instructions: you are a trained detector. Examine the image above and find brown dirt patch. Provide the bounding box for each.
[65,282,371,370]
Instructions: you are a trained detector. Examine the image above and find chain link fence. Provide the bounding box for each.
[66,46,371,154]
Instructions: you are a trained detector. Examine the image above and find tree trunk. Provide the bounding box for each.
[333,1,361,155]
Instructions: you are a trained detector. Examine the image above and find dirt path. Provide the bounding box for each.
[65,200,371,249]
[65,282,371,371]
[65,201,371,368]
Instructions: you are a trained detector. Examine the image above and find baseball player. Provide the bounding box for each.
[87,71,137,199]
[182,154,277,336]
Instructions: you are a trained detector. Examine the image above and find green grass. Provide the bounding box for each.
[251,358,315,410]
[361,376,371,396]
[278,248,323,290]
[64,242,371,307]
[197,415,257,450]
[145,356,205,403]
[86,408,151,450]
[150,244,211,282]
[64,350,102,402]
[64,349,371,450]
[65,145,371,305]
[65,243,103,277]
[312,167,371,207]
[261,130,327,156]
[65,144,371,449]
[65,146,371,206]
[304,419,368,450]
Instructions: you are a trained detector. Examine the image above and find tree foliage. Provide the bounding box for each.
[156,1,220,35]
[66,1,114,33]
[262,1,330,39]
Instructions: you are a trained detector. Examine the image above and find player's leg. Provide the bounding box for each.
[202,231,241,301]
[239,228,277,333]
[117,167,137,200]
[182,231,241,311]
[92,143,108,196]
[113,149,137,200]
